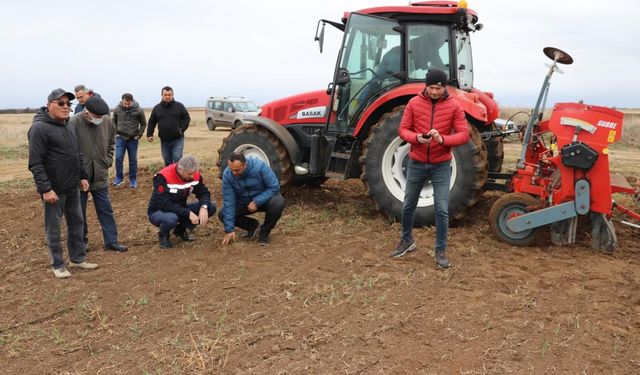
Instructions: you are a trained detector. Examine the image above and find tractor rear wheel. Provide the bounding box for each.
[360,106,488,226]
[489,192,540,246]
[217,125,293,188]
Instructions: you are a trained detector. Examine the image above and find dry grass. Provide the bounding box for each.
[0,108,229,182]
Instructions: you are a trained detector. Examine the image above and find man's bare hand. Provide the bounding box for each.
[426,129,443,145]
[80,179,89,192]
[198,207,209,226]
[247,201,258,213]
[43,190,58,204]
[189,211,199,225]
[222,232,236,245]
[147,136,154,143]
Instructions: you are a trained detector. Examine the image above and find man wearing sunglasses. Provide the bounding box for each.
[69,96,128,254]
[28,88,99,279]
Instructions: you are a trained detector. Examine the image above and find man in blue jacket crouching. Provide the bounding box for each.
[219,152,284,246]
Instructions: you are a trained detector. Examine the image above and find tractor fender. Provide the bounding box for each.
[353,83,493,136]
[245,116,302,164]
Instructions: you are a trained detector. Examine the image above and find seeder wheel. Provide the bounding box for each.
[489,193,540,246]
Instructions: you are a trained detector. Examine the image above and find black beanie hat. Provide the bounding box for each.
[425,69,448,86]
[84,96,110,116]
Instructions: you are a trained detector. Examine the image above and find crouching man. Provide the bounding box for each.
[219,152,284,246]
[147,155,216,249]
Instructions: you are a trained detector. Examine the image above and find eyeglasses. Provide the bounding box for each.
[50,100,72,107]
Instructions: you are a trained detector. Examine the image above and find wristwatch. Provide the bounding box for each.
[201,205,208,209]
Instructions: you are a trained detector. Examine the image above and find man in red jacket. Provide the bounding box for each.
[391,69,470,268]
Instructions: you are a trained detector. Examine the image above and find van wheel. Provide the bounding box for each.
[233,120,242,129]
[217,125,293,188]
[207,119,216,131]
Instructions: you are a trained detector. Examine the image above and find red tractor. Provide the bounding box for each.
[218,1,501,226]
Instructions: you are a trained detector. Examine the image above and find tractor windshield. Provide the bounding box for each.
[407,24,450,80]
[330,13,401,133]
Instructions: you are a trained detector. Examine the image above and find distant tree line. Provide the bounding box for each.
[0,108,38,114]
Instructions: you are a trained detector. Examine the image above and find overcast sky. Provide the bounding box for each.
[1,0,638,110]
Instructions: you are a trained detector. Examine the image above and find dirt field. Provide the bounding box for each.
[2,113,640,374]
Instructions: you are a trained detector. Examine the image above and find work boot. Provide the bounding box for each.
[242,224,260,240]
[174,227,195,242]
[158,231,172,249]
[105,242,128,253]
[435,250,451,269]
[390,239,416,258]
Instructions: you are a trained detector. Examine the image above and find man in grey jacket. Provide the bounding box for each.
[69,96,128,253]
[112,93,147,188]
[28,88,99,278]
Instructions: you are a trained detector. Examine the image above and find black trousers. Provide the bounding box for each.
[218,194,284,236]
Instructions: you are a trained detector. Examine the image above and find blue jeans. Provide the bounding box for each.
[115,136,139,181]
[160,137,184,166]
[401,159,451,251]
[149,202,216,234]
[81,188,119,247]
[43,188,86,269]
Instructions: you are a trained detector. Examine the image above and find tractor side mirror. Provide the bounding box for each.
[335,68,350,86]
[315,21,326,53]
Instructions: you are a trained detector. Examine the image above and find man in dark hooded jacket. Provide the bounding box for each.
[28,88,99,278]
[112,92,147,188]
[146,86,190,166]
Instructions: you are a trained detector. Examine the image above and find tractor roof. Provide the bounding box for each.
[344,1,478,25]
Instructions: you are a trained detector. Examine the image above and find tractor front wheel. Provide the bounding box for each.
[489,192,540,246]
[217,125,293,188]
[360,106,488,226]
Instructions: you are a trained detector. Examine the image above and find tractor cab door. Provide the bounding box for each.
[329,13,402,134]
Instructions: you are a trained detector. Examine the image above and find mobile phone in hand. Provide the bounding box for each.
[421,133,432,140]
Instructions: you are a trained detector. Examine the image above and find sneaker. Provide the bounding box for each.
[130,178,137,188]
[52,267,71,279]
[241,224,260,240]
[258,235,269,246]
[68,261,99,270]
[113,176,124,187]
[390,240,416,258]
[435,250,451,268]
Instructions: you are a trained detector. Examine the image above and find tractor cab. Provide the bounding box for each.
[322,2,480,135]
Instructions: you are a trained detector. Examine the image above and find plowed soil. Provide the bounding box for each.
[2,129,640,374]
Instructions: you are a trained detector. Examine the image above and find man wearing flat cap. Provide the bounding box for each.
[390,68,470,269]
[69,96,128,253]
[28,88,99,278]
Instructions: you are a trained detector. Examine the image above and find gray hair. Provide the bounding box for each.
[74,84,89,93]
[177,155,199,173]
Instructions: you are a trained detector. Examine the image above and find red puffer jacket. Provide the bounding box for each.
[398,89,469,164]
